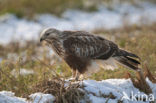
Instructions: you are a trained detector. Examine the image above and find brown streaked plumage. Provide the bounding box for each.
[40,28,140,80]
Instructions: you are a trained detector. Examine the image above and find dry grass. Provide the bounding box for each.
[0,24,156,98]
[31,78,85,103]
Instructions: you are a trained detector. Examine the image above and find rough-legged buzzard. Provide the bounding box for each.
[40,28,140,80]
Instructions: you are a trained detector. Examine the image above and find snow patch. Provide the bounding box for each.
[1,78,155,103]
[0,14,42,45]
[29,93,55,103]
[0,91,26,103]
[11,68,34,77]
[82,79,156,103]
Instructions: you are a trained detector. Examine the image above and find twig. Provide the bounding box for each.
[144,64,156,83]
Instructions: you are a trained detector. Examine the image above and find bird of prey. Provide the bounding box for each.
[40,28,140,80]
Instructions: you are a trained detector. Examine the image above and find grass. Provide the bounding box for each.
[0,0,91,18]
[0,24,156,98]
[0,0,156,18]
[31,78,85,103]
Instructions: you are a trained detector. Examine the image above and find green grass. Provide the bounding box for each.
[0,24,156,97]
[0,0,156,18]
[0,0,89,18]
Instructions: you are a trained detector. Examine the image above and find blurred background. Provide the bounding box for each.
[0,0,156,97]
[0,0,156,43]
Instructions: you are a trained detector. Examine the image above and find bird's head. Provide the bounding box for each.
[40,28,62,42]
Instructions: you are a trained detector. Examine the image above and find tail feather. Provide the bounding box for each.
[125,56,140,65]
[114,49,140,59]
[113,49,140,71]
[114,57,139,70]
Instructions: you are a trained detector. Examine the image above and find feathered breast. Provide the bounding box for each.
[50,39,65,57]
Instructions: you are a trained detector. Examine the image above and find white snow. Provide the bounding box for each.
[29,93,55,103]
[0,2,156,45]
[0,91,26,103]
[0,91,55,103]
[0,78,155,103]
[0,14,42,45]
[146,78,156,98]
[82,79,156,103]
[11,68,34,77]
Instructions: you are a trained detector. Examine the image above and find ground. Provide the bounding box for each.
[0,78,156,103]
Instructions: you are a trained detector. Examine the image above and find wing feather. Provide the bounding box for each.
[63,32,118,59]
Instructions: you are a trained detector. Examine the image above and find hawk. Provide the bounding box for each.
[40,28,140,80]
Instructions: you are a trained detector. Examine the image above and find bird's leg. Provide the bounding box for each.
[68,70,80,81]
[72,69,76,78]
[75,70,80,81]
[68,69,76,81]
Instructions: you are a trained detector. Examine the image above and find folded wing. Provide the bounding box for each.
[63,32,118,60]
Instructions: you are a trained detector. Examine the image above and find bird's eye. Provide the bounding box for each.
[46,33,50,36]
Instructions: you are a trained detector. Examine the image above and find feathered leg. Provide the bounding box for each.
[75,70,80,81]
[72,69,76,78]
[68,69,78,81]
